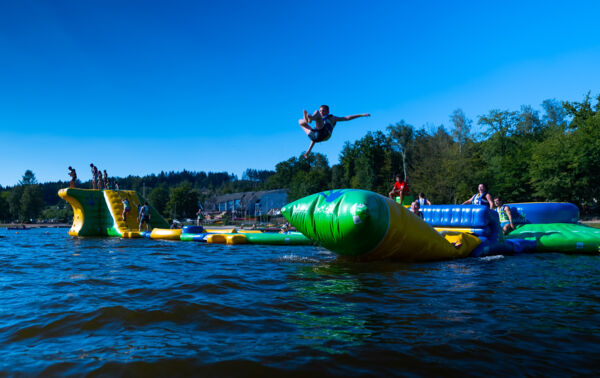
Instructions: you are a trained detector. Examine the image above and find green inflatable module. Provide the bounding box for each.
[244,232,313,245]
[508,223,600,254]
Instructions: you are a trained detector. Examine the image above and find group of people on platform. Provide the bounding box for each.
[90,164,118,190]
[66,164,118,190]
[388,176,514,235]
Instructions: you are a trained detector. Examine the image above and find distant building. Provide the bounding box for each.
[207,189,288,217]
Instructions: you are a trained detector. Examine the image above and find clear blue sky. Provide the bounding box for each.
[1,0,599,186]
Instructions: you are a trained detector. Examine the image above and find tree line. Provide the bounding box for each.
[1,92,598,223]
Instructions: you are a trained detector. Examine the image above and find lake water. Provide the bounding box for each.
[0,228,599,376]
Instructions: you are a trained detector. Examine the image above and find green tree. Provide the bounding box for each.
[19,170,38,185]
[0,193,9,222]
[166,182,199,219]
[20,185,44,221]
[410,127,462,204]
[387,121,414,181]
[264,153,331,201]
[8,186,24,220]
[450,108,472,155]
[148,185,170,216]
[349,131,393,193]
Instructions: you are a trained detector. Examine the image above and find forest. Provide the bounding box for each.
[1,93,599,223]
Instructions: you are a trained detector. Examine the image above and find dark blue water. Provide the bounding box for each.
[0,228,599,376]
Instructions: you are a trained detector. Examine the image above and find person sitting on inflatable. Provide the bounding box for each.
[463,183,494,209]
[494,196,515,234]
[299,104,370,158]
[409,201,423,218]
[388,174,410,205]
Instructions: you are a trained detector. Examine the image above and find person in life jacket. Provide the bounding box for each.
[299,104,370,158]
[463,183,494,209]
[494,196,515,234]
[388,174,410,205]
[138,201,151,231]
[417,192,432,206]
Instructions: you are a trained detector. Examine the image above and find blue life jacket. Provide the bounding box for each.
[472,192,490,207]
[318,114,334,140]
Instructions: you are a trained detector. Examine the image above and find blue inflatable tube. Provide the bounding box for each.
[508,202,579,224]
[422,205,503,244]
[182,225,205,234]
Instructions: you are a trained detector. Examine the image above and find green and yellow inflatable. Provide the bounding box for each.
[58,188,168,237]
[281,189,479,262]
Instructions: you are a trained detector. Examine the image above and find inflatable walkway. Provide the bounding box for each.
[505,202,600,254]
[58,188,169,237]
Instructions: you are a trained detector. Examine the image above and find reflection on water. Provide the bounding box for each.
[0,228,598,376]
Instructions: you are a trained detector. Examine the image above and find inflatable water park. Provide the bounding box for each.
[58,187,600,261]
[58,188,313,245]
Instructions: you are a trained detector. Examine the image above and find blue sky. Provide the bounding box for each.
[1,0,599,186]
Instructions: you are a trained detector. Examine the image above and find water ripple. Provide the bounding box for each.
[0,229,598,375]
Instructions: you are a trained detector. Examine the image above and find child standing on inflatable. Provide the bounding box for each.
[299,105,370,158]
[463,183,494,209]
[90,164,97,189]
[68,166,77,188]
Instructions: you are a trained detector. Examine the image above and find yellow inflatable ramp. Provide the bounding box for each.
[104,190,144,238]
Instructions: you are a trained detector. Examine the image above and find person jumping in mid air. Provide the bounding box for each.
[299,105,370,158]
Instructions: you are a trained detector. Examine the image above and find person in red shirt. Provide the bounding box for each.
[388,174,410,204]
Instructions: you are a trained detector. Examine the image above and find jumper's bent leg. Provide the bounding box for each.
[304,141,316,158]
[299,119,313,136]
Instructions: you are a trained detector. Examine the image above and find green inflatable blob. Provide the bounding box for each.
[508,223,600,254]
[281,189,389,256]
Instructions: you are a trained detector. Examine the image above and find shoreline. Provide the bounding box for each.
[2,223,70,229]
